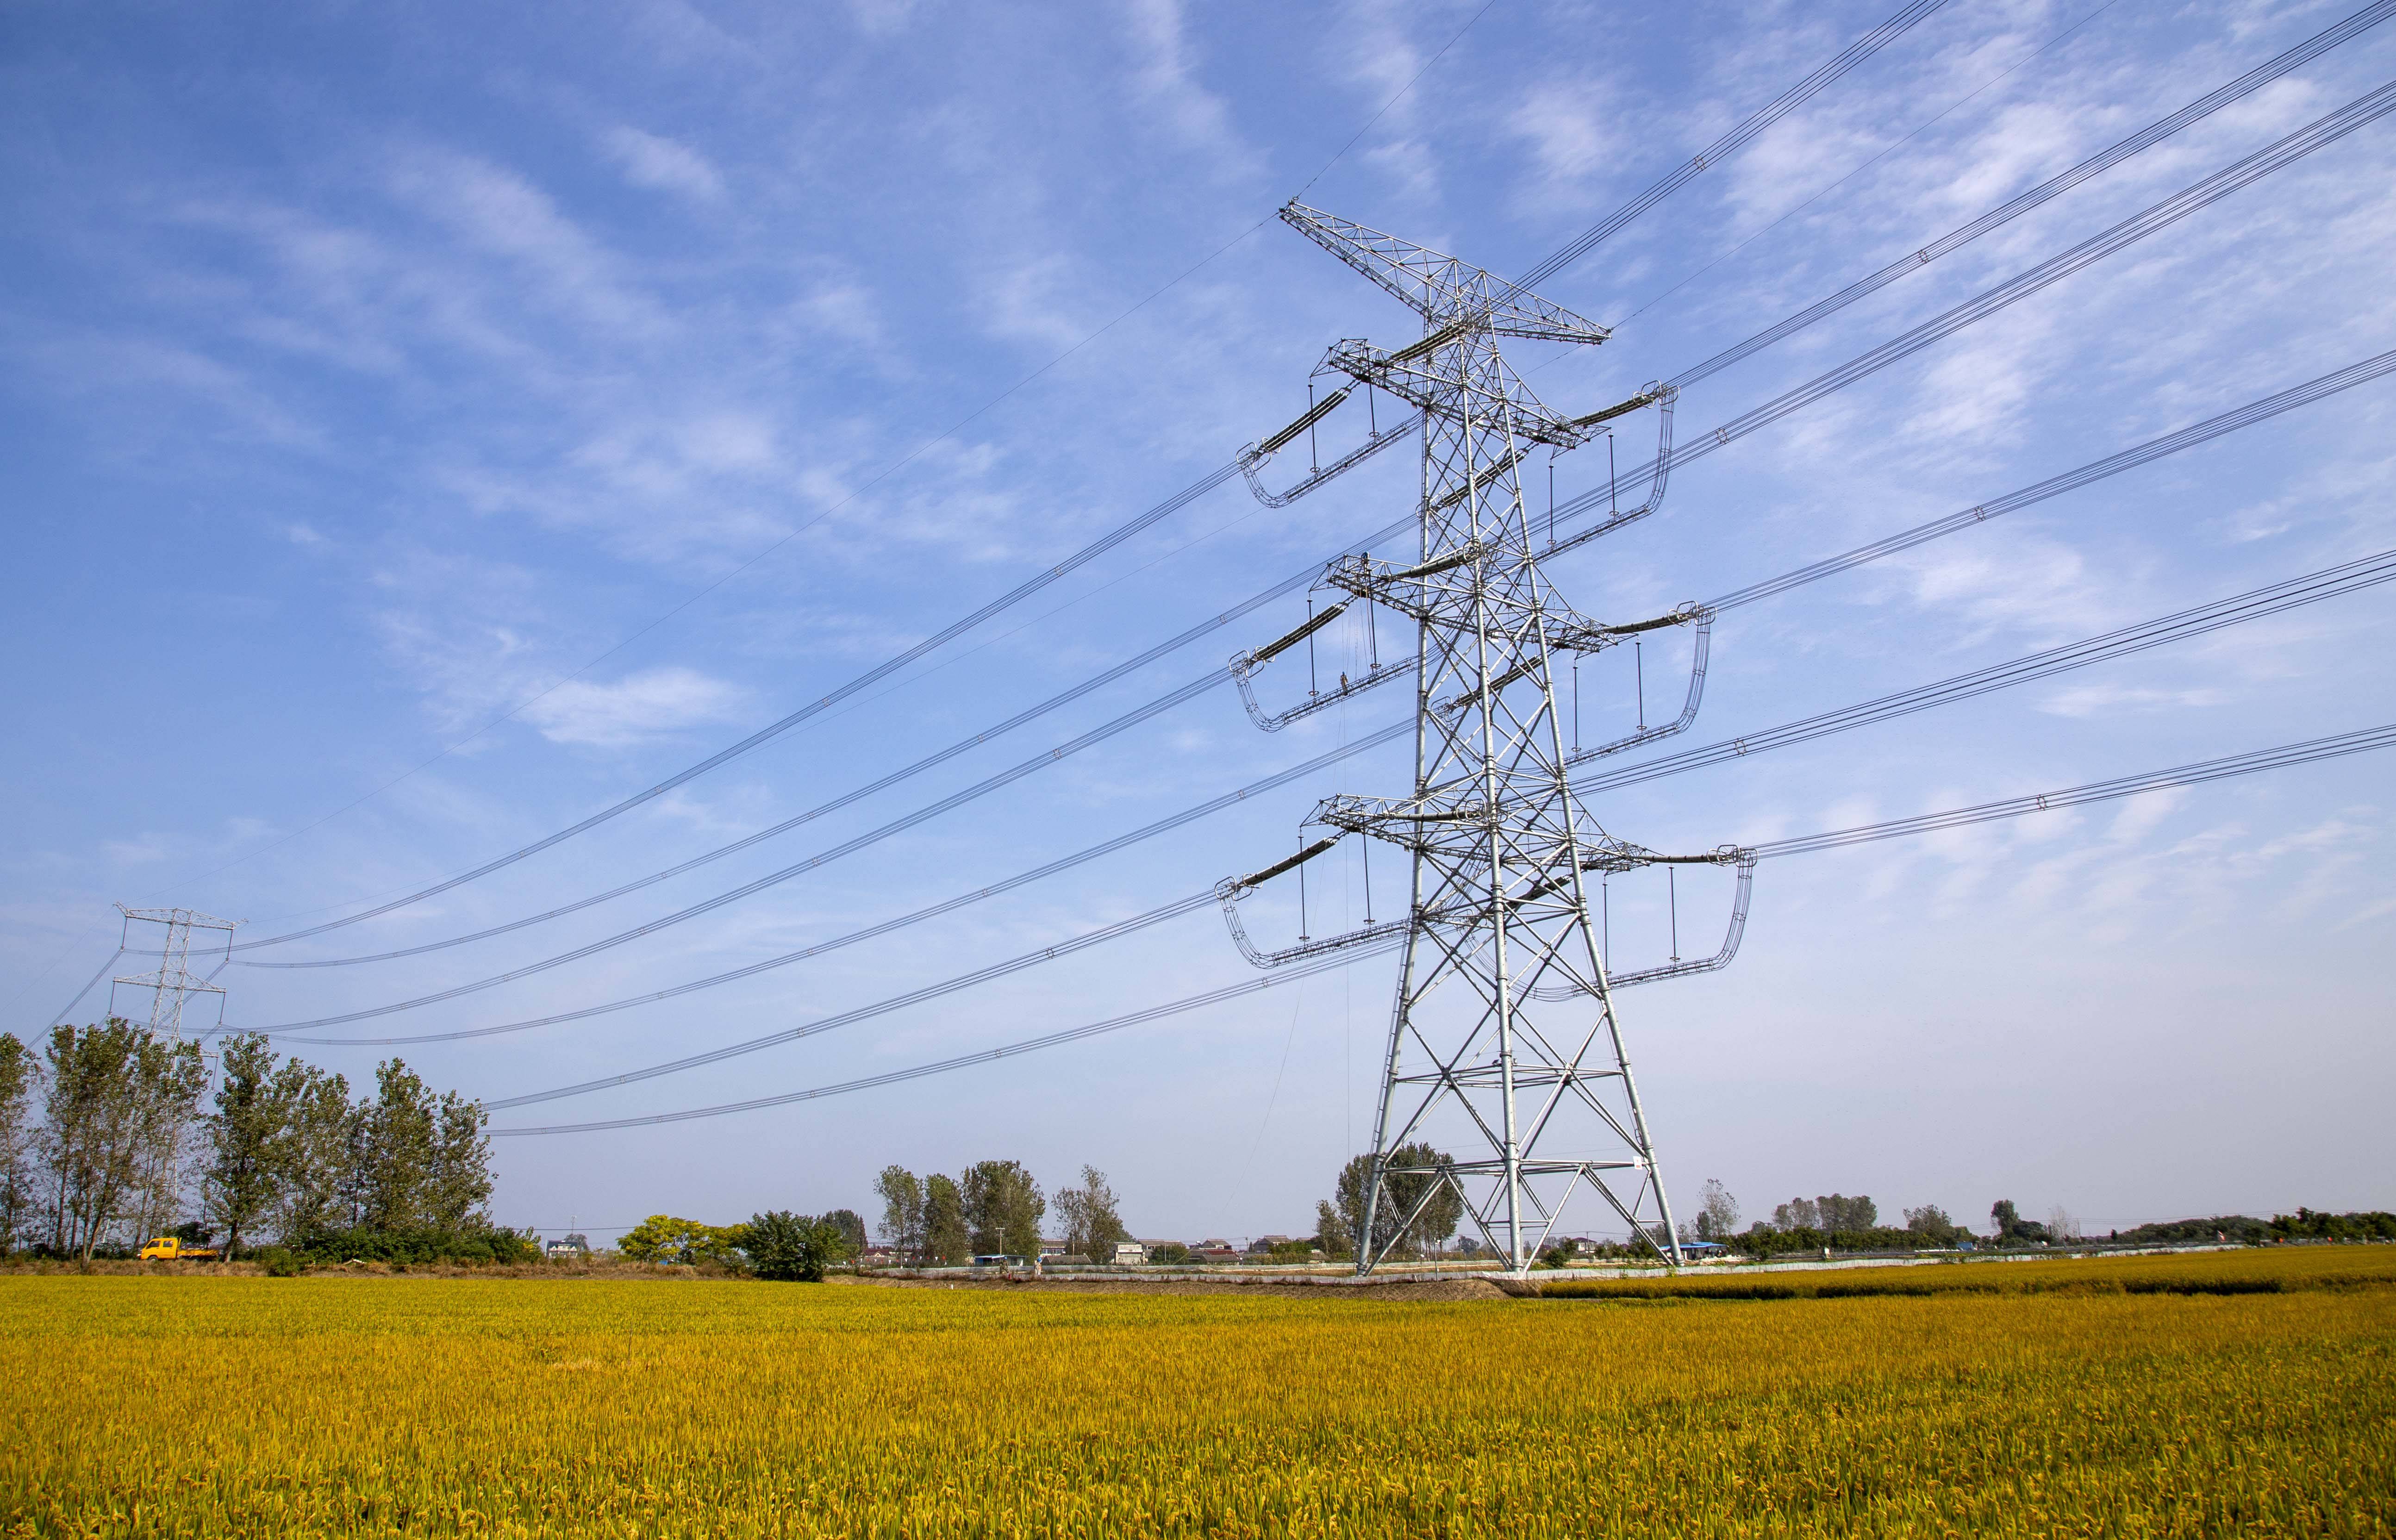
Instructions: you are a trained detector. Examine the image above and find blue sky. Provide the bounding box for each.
[5,0,2392,1246]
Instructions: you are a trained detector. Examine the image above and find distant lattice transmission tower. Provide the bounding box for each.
[111,904,239,1039]
[1217,204,1745,1274]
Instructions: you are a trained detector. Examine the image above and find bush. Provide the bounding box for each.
[256,1247,306,1278]
[291,1225,540,1266]
[743,1210,850,1282]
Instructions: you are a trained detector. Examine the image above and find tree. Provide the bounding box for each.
[1313,1198,1352,1259]
[873,1166,925,1263]
[426,1089,494,1231]
[744,1210,851,1281]
[273,1062,354,1240]
[924,1172,967,1264]
[1052,1165,1129,1260]
[1329,1143,1462,1260]
[0,1034,37,1254]
[1694,1178,1740,1241]
[619,1214,744,1266]
[821,1208,867,1255]
[356,1060,439,1231]
[1772,1197,1819,1231]
[1990,1198,2049,1245]
[1903,1204,1957,1244]
[39,1022,206,1260]
[961,1160,1045,1258]
[202,1034,284,1259]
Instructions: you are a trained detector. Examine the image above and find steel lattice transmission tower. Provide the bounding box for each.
[111,904,239,1039]
[1217,204,1742,1274]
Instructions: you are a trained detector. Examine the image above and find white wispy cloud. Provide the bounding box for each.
[519,667,755,748]
[601,125,726,202]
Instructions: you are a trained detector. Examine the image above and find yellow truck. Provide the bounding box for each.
[137,1236,219,1261]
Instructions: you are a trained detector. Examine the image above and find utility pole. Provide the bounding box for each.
[1217,204,1741,1274]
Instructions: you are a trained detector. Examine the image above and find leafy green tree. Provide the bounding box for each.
[961,1159,1044,1258]
[744,1210,852,1281]
[0,1034,36,1254]
[39,1021,206,1260]
[1329,1143,1461,1259]
[821,1208,867,1254]
[1989,1198,2051,1244]
[1903,1204,1958,1244]
[1053,1165,1129,1260]
[1694,1178,1740,1241]
[873,1166,925,1262]
[357,1060,440,1231]
[427,1088,495,1231]
[272,1062,354,1240]
[618,1214,745,1266]
[1313,1199,1352,1259]
[1148,1241,1192,1265]
[924,1173,967,1264]
[201,1034,284,1259]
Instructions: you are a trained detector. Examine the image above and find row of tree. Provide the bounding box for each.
[614,1210,866,1281]
[0,1023,504,1262]
[871,1162,1130,1264]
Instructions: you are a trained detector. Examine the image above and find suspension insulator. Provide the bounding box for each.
[1255,387,1352,456]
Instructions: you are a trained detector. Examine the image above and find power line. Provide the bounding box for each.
[1613,0,2129,327]
[1706,349,2396,612]
[107,19,2395,1059]
[443,504,2396,1113]
[270,721,1413,1046]
[487,723,2396,1137]
[215,148,2386,986]
[1516,0,1959,288]
[204,0,1954,964]
[250,351,2396,1036]
[1665,0,2396,383]
[1576,550,2396,796]
[1549,73,2396,553]
[1749,724,2396,859]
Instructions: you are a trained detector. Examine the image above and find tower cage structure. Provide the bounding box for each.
[110,905,240,1039]
[1217,203,1748,1274]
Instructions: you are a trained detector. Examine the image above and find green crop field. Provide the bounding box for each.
[5,1246,2390,1537]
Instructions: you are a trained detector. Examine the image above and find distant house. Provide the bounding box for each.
[544,1232,590,1259]
[1110,1241,1147,1266]
[1038,1238,1070,1258]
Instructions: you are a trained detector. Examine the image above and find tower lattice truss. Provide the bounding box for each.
[112,905,238,1039]
[1219,203,1746,1273]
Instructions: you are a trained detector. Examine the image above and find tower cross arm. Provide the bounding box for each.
[1547,601,1712,654]
[1279,202,1611,345]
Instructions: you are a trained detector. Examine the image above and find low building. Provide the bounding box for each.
[1110,1241,1147,1266]
[544,1232,590,1259]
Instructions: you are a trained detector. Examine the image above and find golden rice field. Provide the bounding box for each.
[5,1247,2392,1538]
